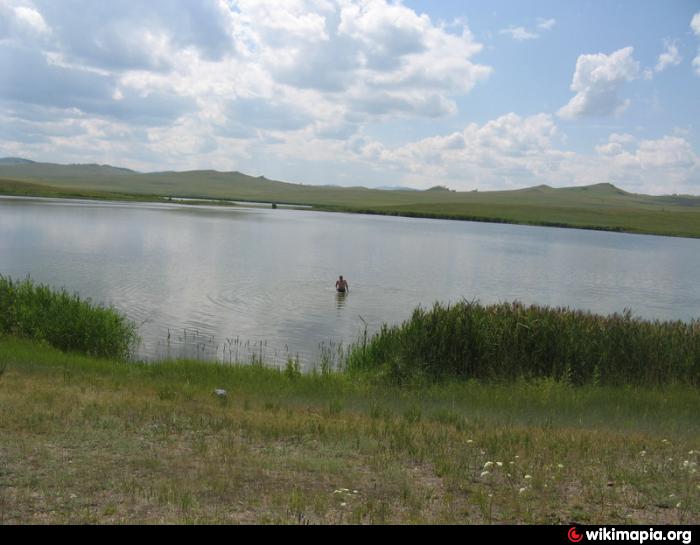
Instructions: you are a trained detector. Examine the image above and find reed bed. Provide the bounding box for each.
[0,275,137,359]
[346,301,700,386]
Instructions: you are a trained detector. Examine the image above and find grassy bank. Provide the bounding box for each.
[1,281,698,524]
[0,276,137,360]
[0,178,168,203]
[320,202,700,239]
[1,337,698,524]
[346,301,700,386]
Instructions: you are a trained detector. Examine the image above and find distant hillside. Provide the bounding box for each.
[1,158,700,238]
[561,182,629,196]
[0,159,136,179]
[0,157,36,165]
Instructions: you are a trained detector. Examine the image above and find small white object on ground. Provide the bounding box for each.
[214,389,228,398]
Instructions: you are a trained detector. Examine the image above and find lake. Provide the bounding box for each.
[1,196,699,368]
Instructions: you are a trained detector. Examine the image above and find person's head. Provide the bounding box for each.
[339,275,343,280]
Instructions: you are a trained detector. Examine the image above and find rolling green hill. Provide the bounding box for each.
[1,159,700,238]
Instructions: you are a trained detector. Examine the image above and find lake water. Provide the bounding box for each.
[1,196,699,368]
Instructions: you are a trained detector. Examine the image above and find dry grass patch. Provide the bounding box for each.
[0,339,698,524]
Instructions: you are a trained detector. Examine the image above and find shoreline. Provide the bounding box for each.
[2,188,699,240]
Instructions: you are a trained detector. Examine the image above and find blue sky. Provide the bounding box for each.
[1,0,699,194]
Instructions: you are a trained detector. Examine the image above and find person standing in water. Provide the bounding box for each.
[335,275,349,293]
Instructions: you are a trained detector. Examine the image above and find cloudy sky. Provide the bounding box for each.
[1,0,700,194]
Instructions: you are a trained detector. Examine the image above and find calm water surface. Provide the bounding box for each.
[1,196,699,367]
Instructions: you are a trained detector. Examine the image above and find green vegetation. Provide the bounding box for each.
[1,338,699,524]
[347,301,700,386]
[2,160,700,238]
[0,276,137,360]
[0,177,168,203]
[1,280,698,523]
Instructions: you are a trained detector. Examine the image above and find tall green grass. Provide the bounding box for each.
[0,275,137,359]
[346,301,700,386]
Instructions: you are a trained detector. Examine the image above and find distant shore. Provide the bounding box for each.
[2,178,700,239]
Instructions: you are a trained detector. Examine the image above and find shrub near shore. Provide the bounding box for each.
[346,301,700,386]
[0,275,137,360]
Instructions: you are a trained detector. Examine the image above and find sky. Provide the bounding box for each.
[1,0,700,194]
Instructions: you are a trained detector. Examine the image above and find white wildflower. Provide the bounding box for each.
[524,474,533,480]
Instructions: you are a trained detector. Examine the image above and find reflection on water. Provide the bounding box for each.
[1,196,700,368]
[335,291,348,310]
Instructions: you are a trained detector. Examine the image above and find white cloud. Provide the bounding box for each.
[499,17,555,41]
[252,0,492,117]
[338,0,430,56]
[594,133,635,156]
[234,0,331,44]
[655,40,681,73]
[342,118,699,194]
[692,12,700,76]
[635,136,698,169]
[13,6,49,34]
[348,113,571,189]
[177,0,493,126]
[0,0,495,176]
[0,1,52,42]
[558,47,640,119]
[536,18,556,31]
[590,134,700,193]
[692,12,700,36]
[2,2,698,196]
[0,0,492,133]
[499,26,538,41]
